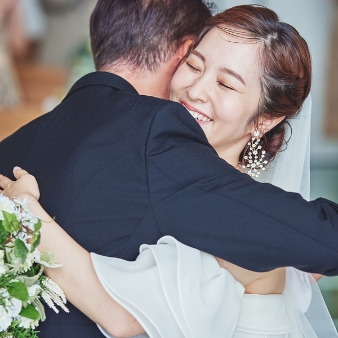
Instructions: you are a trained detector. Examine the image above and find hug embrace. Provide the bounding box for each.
[0,1,338,337]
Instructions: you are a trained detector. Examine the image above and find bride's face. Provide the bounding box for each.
[170,27,261,162]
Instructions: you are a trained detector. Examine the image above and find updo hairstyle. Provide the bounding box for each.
[193,5,312,165]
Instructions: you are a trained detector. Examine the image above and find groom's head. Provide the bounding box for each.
[90,0,212,73]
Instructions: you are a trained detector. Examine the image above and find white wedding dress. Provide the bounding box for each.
[91,97,338,337]
[91,236,337,338]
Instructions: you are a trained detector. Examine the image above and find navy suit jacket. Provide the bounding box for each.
[1,72,338,337]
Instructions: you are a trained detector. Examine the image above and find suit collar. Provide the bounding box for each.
[64,72,138,100]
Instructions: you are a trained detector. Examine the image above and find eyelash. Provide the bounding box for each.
[186,61,200,72]
[218,82,234,91]
[186,61,236,92]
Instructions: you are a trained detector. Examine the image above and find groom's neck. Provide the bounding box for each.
[102,50,186,100]
[101,39,192,99]
[104,64,175,100]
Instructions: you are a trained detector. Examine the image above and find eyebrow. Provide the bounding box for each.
[189,50,246,86]
[189,50,205,62]
[219,67,246,86]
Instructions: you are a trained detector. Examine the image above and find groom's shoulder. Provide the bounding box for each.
[114,93,189,128]
[135,95,201,135]
[0,111,55,145]
[0,111,57,177]
[135,94,184,113]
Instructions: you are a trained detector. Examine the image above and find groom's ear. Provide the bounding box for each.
[260,116,285,134]
[175,39,193,61]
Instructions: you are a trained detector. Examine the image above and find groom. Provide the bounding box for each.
[1,0,338,337]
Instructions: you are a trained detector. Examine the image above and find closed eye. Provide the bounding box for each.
[186,61,201,73]
[218,81,235,91]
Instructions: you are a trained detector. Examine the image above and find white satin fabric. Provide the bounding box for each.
[92,236,244,338]
[235,294,292,338]
[91,235,337,338]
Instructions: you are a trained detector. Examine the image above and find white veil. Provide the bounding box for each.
[256,95,311,200]
[256,95,338,337]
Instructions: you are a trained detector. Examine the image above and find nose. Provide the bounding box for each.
[187,75,209,103]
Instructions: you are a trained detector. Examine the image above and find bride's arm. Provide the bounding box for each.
[0,169,145,338]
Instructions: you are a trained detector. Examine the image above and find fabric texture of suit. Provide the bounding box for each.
[0,72,338,337]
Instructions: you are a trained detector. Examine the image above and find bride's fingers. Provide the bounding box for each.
[0,174,13,190]
[311,273,323,282]
[12,167,40,200]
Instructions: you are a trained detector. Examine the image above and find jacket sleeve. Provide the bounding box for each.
[145,101,338,276]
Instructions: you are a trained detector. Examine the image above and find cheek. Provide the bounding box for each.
[171,66,186,95]
[214,97,243,123]
[214,98,251,132]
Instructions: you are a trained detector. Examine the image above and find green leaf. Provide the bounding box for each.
[34,219,42,233]
[30,233,41,253]
[2,211,20,233]
[8,281,29,301]
[0,220,9,244]
[14,238,28,264]
[5,323,40,338]
[19,304,40,321]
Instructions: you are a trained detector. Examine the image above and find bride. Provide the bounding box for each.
[0,5,337,338]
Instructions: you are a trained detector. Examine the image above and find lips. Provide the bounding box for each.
[180,100,212,122]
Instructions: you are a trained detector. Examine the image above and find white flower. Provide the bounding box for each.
[0,290,22,331]
[0,289,10,300]
[20,215,39,233]
[38,251,62,268]
[13,197,31,211]
[0,195,68,331]
[18,231,31,243]
[5,247,21,266]
[6,246,36,273]
[33,249,41,264]
[17,316,39,329]
[0,262,8,276]
[0,305,12,331]
[22,251,36,272]
[28,284,41,297]
[0,250,8,276]
[6,297,22,318]
[0,195,16,220]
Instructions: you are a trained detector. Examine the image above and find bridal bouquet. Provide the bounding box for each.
[0,194,68,338]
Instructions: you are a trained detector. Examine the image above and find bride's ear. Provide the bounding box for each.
[258,116,286,134]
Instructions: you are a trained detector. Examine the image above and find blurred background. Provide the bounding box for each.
[0,0,337,328]
[0,0,96,139]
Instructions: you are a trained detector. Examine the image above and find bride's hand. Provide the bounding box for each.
[311,273,323,282]
[0,167,40,201]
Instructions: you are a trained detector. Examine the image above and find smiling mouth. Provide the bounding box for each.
[187,110,212,122]
[180,101,213,122]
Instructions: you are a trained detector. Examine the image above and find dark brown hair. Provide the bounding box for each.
[193,5,312,164]
[90,0,212,72]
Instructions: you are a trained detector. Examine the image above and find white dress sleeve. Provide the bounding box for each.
[91,236,245,338]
